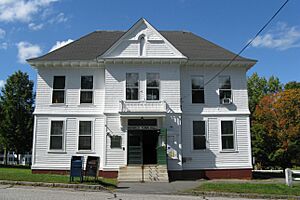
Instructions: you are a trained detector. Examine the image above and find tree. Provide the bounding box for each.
[285,81,300,90]
[253,89,300,169]
[0,71,34,163]
[247,73,282,116]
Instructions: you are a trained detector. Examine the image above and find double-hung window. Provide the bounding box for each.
[191,76,205,103]
[193,121,206,150]
[221,121,235,150]
[80,76,93,104]
[52,76,65,104]
[219,75,232,104]
[146,73,160,100]
[50,121,64,150]
[126,73,139,100]
[78,121,92,151]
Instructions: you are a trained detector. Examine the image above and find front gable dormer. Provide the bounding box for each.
[100,18,187,59]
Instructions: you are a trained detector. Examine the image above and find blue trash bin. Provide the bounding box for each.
[70,156,83,182]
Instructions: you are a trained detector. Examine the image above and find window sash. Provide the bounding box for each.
[193,135,206,150]
[81,76,93,89]
[53,76,65,89]
[219,76,231,89]
[50,121,64,150]
[80,90,93,103]
[78,121,92,151]
[193,121,206,150]
[146,73,159,100]
[221,121,234,150]
[126,73,139,100]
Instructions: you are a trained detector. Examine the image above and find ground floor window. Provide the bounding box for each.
[221,120,235,150]
[193,121,206,150]
[78,121,92,150]
[50,121,64,150]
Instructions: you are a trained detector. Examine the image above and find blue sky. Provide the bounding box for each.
[0,0,299,89]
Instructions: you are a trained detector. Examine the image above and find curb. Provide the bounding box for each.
[0,180,110,191]
[180,191,300,200]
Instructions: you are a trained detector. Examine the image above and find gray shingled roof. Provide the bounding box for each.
[28,31,255,62]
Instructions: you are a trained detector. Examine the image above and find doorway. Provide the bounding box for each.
[128,130,159,165]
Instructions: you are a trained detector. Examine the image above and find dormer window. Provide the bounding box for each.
[139,35,146,56]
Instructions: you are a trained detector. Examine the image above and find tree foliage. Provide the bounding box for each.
[247,72,282,116]
[252,89,300,169]
[285,81,300,90]
[0,71,34,158]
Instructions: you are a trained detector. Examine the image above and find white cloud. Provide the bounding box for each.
[0,80,5,89]
[28,22,44,30]
[0,0,59,22]
[48,12,68,24]
[0,28,5,38]
[17,41,42,63]
[49,39,73,52]
[0,42,8,50]
[251,22,300,50]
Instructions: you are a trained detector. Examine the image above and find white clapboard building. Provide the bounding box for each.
[28,18,256,181]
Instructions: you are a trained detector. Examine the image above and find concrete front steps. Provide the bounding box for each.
[118,165,169,182]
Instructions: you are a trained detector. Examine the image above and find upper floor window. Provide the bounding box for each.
[191,76,205,104]
[52,76,65,104]
[80,76,93,104]
[139,35,145,56]
[50,121,64,150]
[219,75,232,104]
[78,121,92,151]
[126,73,139,100]
[193,121,206,150]
[146,73,160,100]
[221,120,235,150]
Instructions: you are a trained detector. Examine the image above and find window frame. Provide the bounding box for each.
[80,75,94,104]
[48,119,66,152]
[146,73,160,101]
[77,119,94,152]
[219,118,237,152]
[52,76,66,104]
[126,73,139,101]
[191,75,205,104]
[192,120,207,150]
[218,75,232,104]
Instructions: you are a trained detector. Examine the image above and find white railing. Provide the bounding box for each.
[119,100,167,113]
[285,168,300,186]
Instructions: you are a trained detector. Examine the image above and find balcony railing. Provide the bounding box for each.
[119,100,167,113]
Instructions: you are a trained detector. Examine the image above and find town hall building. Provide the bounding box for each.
[28,18,256,181]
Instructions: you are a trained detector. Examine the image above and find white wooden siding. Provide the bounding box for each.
[104,64,181,114]
[102,20,184,58]
[105,115,126,168]
[180,65,249,114]
[181,115,252,170]
[34,67,105,115]
[32,116,105,170]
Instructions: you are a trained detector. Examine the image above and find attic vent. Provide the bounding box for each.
[139,35,146,56]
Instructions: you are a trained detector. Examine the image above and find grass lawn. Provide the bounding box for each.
[185,182,300,196]
[0,167,117,188]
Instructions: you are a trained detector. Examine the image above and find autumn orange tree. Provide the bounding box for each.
[253,89,300,169]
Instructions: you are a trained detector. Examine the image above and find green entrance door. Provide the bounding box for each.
[128,131,143,165]
[128,130,159,165]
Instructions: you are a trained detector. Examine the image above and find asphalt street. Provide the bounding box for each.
[0,185,267,200]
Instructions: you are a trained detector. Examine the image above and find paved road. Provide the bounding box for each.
[0,185,267,200]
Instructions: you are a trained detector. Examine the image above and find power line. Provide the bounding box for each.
[204,0,290,87]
